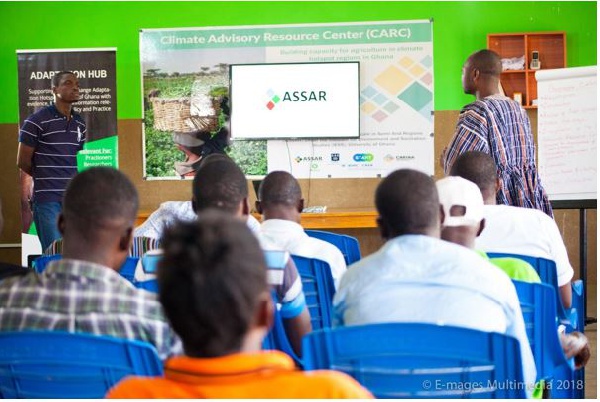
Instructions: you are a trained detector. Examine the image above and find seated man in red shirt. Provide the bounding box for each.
[107,210,372,399]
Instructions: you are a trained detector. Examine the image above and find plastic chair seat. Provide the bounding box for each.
[0,331,163,398]
[303,323,526,398]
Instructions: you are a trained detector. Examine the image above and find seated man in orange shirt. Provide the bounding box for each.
[107,210,372,399]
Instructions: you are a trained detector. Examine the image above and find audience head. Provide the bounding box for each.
[158,210,271,357]
[436,176,485,249]
[256,171,303,222]
[462,49,502,95]
[450,151,498,204]
[192,156,249,216]
[375,169,441,240]
[59,167,139,270]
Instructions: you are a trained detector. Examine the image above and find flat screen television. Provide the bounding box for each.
[229,62,360,140]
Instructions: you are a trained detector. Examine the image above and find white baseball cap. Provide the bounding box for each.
[436,176,484,227]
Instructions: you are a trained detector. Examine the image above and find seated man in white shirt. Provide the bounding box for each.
[255,171,347,288]
[449,151,574,308]
[333,168,536,393]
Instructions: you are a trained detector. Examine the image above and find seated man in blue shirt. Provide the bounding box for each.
[333,168,536,394]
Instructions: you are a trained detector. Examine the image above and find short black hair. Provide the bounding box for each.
[375,169,439,237]
[469,49,502,76]
[258,171,302,208]
[450,151,497,193]
[62,167,138,240]
[52,71,76,88]
[192,158,247,214]
[158,210,268,357]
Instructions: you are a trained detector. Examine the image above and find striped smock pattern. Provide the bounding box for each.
[443,95,553,217]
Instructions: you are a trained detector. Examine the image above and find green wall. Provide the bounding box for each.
[0,1,596,123]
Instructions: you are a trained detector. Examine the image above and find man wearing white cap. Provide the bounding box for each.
[436,176,540,283]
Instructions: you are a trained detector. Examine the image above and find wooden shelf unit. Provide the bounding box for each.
[488,32,566,108]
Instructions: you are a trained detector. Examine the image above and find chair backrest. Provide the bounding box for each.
[304,229,361,265]
[511,280,572,381]
[486,252,578,329]
[291,255,335,330]
[0,331,163,398]
[303,323,526,398]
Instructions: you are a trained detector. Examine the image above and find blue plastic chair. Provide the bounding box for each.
[0,331,163,398]
[511,281,573,378]
[303,323,526,398]
[487,252,583,331]
[511,280,583,398]
[304,229,361,265]
[291,255,335,331]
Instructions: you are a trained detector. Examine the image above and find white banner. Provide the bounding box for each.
[141,20,434,179]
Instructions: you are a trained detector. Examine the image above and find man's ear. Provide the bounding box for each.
[57,213,66,236]
[495,177,501,193]
[476,218,486,237]
[297,198,305,213]
[119,227,133,252]
[255,200,263,214]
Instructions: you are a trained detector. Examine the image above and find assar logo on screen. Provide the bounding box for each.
[266,89,327,110]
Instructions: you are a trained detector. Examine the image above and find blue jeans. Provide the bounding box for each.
[32,201,62,252]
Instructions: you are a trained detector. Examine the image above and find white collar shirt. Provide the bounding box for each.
[259,219,347,288]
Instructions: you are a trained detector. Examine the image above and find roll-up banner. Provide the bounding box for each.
[17,48,117,264]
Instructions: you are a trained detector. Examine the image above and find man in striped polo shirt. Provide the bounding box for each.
[17,71,87,250]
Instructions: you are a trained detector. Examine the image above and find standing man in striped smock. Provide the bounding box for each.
[17,71,87,250]
[442,50,553,217]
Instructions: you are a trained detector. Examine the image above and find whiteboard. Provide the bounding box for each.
[536,66,597,201]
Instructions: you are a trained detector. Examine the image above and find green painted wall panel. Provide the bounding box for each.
[0,1,595,122]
